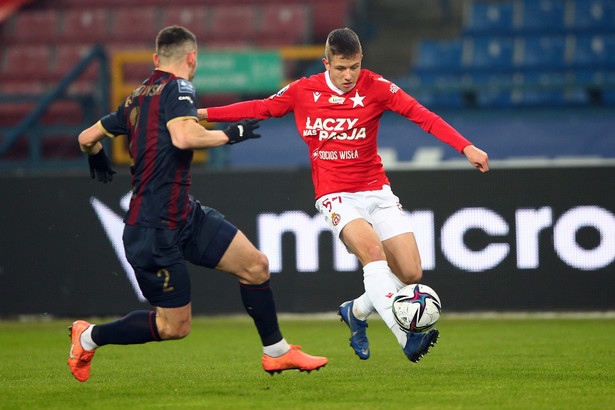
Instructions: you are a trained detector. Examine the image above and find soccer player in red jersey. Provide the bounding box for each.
[200,28,489,362]
[68,26,327,382]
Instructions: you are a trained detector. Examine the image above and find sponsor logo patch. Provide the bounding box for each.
[177,79,195,94]
[329,96,345,104]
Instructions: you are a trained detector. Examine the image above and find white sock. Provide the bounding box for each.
[354,266,407,322]
[352,293,374,321]
[263,338,291,357]
[362,260,409,346]
[80,325,99,351]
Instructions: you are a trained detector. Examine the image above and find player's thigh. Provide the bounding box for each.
[369,197,422,283]
[182,206,238,269]
[382,232,422,284]
[339,218,386,265]
[123,225,191,308]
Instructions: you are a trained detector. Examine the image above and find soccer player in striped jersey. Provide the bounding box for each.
[200,28,489,362]
[68,26,327,382]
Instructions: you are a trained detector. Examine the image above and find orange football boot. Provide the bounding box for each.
[68,320,96,382]
[262,345,328,375]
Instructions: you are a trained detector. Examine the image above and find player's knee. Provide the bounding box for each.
[365,244,387,263]
[241,250,270,285]
[406,265,423,284]
[159,319,191,340]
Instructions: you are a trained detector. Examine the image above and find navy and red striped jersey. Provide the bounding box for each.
[99,69,199,229]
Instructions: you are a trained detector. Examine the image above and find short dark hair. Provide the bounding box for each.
[155,26,197,63]
[325,28,362,61]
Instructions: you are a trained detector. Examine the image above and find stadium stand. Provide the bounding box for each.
[0,0,357,167]
[410,0,615,108]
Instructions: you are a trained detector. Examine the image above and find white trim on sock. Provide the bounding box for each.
[80,325,99,351]
[263,338,291,357]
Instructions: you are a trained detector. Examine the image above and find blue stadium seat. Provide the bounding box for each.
[464,1,516,34]
[521,0,567,33]
[571,0,615,32]
[522,35,568,69]
[413,39,463,72]
[473,72,520,107]
[517,71,565,105]
[467,37,516,70]
[572,34,615,67]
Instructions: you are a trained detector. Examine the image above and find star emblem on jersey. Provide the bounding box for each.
[349,91,365,108]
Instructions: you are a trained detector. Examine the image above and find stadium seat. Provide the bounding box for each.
[464,1,517,34]
[466,37,517,70]
[521,0,567,33]
[210,5,257,41]
[571,0,615,32]
[521,35,568,69]
[472,71,520,107]
[516,71,569,106]
[572,34,615,67]
[161,6,209,39]
[54,45,101,82]
[2,46,53,81]
[414,39,464,72]
[10,9,59,43]
[108,7,159,42]
[311,0,354,41]
[260,4,310,45]
[61,9,108,43]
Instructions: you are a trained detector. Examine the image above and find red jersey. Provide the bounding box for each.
[207,69,472,199]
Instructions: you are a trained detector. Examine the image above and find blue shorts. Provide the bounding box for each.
[123,204,238,308]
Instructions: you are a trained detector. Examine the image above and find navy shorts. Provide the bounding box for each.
[123,204,238,308]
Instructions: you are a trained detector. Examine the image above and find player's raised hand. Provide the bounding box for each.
[224,119,261,145]
[463,145,489,172]
[88,148,116,183]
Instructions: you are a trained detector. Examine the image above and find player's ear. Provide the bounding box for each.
[153,53,159,68]
[187,50,197,68]
[322,57,330,71]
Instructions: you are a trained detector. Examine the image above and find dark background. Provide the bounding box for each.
[1,166,613,318]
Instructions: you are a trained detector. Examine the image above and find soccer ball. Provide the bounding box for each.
[392,284,442,333]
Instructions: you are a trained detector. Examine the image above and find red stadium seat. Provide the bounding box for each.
[161,6,209,39]
[2,45,53,80]
[10,9,60,43]
[109,7,159,42]
[54,45,101,81]
[210,5,257,41]
[61,9,108,43]
[260,4,310,45]
[311,0,354,41]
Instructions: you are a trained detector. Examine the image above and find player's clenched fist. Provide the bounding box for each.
[224,119,261,145]
[88,148,116,183]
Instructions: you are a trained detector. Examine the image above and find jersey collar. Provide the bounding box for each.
[325,71,356,95]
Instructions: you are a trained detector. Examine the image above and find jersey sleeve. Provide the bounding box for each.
[383,79,472,153]
[98,102,127,138]
[164,78,199,126]
[207,80,297,122]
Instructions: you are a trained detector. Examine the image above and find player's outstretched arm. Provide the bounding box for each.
[462,145,489,172]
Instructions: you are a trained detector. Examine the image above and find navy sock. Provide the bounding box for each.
[91,310,161,346]
[239,280,283,346]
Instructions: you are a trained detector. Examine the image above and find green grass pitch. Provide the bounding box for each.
[1,315,614,409]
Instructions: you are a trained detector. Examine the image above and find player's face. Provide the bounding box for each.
[324,53,362,93]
